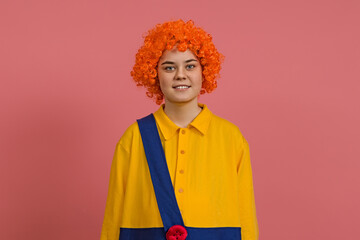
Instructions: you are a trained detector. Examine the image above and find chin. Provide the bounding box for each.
[167,97,197,104]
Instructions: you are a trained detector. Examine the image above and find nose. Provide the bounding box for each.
[174,67,186,80]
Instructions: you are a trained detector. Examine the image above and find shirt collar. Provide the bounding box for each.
[153,103,213,140]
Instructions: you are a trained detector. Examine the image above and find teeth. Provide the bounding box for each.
[175,86,189,89]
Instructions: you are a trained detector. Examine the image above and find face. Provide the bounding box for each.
[157,47,203,105]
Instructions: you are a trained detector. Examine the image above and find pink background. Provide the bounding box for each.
[1,0,359,239]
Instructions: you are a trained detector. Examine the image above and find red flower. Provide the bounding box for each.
[166,225,188,240]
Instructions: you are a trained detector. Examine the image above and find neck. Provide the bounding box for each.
[163,99,202,128]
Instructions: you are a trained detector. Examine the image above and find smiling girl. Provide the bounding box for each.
[101,19,259,240]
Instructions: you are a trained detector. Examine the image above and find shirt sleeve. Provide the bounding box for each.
[100,141,130,240]
[237,137,259,240]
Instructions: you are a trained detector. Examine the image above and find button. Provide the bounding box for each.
[181,129,186,134]
[179,169,184,174]
[180,150,185,154]
[178,188,184,193]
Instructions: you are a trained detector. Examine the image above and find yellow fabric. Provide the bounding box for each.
[101,103,259,240]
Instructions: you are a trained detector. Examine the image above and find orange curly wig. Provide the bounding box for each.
[131,19,224,105]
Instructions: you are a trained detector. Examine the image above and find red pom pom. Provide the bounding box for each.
[166,225,188,240]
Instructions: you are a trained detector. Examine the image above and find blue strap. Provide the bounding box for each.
[137,114,185,232]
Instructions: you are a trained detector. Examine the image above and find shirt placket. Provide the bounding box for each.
[174,128,188,217]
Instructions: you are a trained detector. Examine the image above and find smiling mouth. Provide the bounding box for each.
[173,86,190,89]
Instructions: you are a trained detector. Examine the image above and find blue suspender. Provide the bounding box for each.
[137,114,185,232]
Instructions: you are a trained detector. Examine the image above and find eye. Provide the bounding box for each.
[163,66,175,71]
[186,64,196,70]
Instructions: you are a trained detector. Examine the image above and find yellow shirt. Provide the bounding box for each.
[101,103,259,240]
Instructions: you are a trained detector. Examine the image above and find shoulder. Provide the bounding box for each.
[117,113,159,152]
[209,112,248,146]
[117,121,141,153]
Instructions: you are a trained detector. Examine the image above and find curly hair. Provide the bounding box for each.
[131,19,224,105]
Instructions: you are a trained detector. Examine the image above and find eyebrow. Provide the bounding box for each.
[160,59,198,65]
